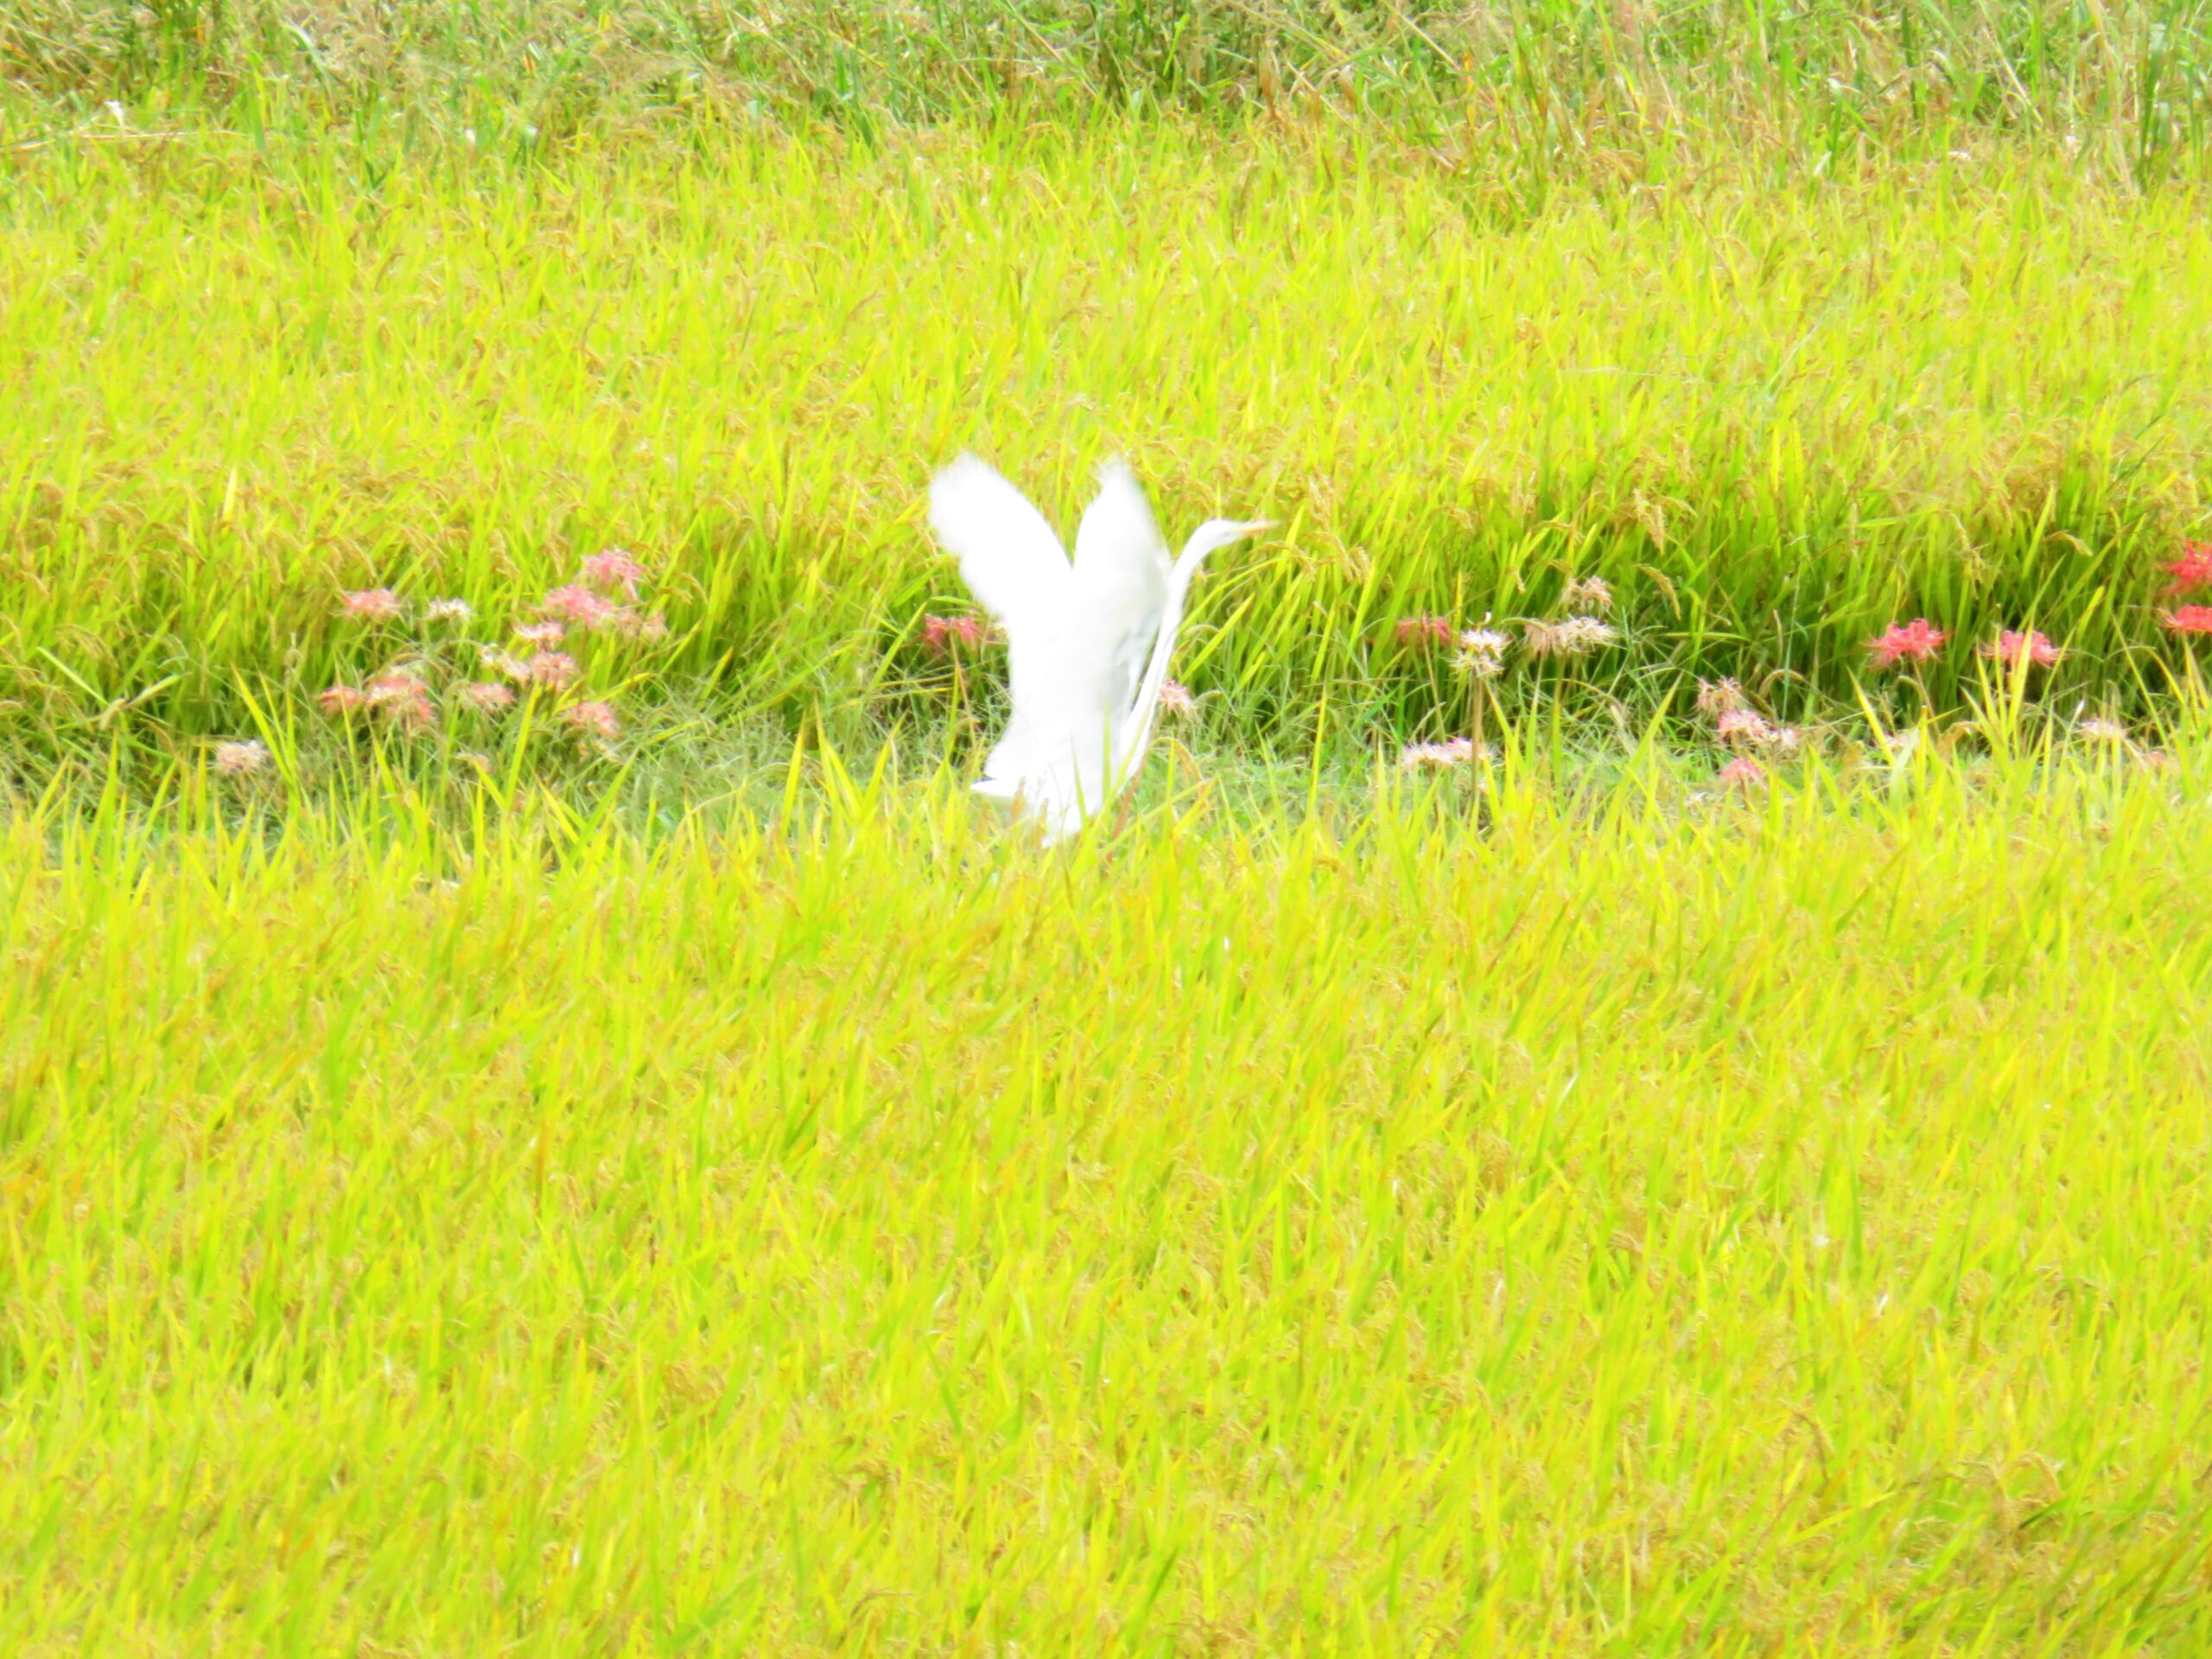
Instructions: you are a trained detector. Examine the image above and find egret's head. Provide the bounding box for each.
[1176,518,1274,575]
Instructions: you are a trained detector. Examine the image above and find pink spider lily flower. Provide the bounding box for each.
[391,693,436,734]
[1394,616,1454,649]
[580,548,648,599]
[363,670,427,707]
[920,614,990,657]
[1157,679,1197,715]
[540,583,620,628]
[1978,629,2061,669]
[2162,604,2212,637]
[318,685,366,716]
[1865,619,1947,668]
[462,682,517,714]
[1718,756,1766,789]
[525,651,580,690]
[339,588,405,622]
[365,671,436,732]
[558,700,621,741]
[1714,709,1777,746]
[2161,542,2212,594]
[513,620,566,646]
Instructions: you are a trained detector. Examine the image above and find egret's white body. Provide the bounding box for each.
[926,454,1268,842]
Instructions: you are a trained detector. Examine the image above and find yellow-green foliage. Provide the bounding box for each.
[3,756,2210,1652]
[4,124,2210,746]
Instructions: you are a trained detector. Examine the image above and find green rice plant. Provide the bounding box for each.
[2,119,2209,761]
[2,744,2209,1653]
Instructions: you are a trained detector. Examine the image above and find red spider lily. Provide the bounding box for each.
[1717,756,1766,789]
[391,696,436,734]
[463,682,517,713]
[1865,619,1947,668]
[2162,542,2212,595]
[363,671,426,707]
[920,614,990,657]
[1394,616,1454,649]
[559,701,621,741]
[541,583,620,628]
[2163,604,2212,637]
[318,686,366,715]
[1979,629,2061,669]
[339,588,405,622]
[581,549,647,599]
[1714,709,1776,746]
[525,651,580,690]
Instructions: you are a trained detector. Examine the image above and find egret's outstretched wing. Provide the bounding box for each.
[927,454,1071,629]
[929,453,1087,817]
[1071,458,1173,723]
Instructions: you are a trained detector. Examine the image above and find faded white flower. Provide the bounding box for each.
[1715,709,1775,746]
[1695,678,1745,717]
[213,739,270,776]
[1522,615,1618,658]
[1561,575,1614,613]
[1398,738,1486,769]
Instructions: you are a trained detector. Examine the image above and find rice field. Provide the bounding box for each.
[6,758,2212,1654]
[5,3,2212,1654]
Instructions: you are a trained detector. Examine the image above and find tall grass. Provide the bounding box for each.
[3,753,2209,1652]
[10,0,2211,169]
[3,119,2209,761]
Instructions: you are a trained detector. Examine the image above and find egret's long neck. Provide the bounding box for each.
[1112,543,1208,785]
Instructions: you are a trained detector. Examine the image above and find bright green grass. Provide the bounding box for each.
[4,122,2210,753]
[3,753,2210,1654]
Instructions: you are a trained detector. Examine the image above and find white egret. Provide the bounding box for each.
[926,453,1269,842]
